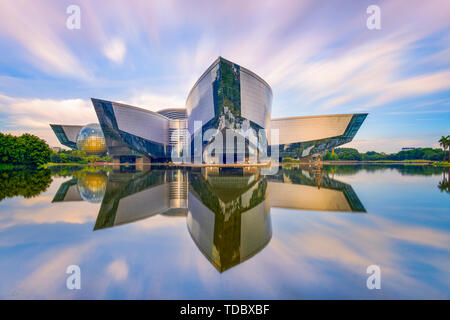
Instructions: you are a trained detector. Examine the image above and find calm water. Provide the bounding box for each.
[0,165,449,299]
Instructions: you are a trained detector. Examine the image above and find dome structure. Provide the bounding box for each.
[77,172,107,203]
[76,123,107,155]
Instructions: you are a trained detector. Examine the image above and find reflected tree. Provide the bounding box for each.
[0,169,52,201]
[50,165,111,178]
[324,164,443,176]
[438,167,450,194]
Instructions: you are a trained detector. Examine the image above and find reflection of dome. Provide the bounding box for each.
[76,123,107,155]
[77,172,107,203]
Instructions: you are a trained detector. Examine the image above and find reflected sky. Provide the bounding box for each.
[0,165,448,299]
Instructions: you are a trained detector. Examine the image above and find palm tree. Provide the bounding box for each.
[447,135,450,163]
[437,175,450,194]
[439,136,448,162]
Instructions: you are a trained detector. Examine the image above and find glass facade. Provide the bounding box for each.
[186,61,218,136]
[158,109,189,161]
[91,98,167,160]
[213,58,241,117]
[91,99,139,157]
[343,114,368,138]
[50,124,82,149]
[51,57,367,162]
[76,123,107,155]
[276,114,368,159]
[186,57,272,164]
[240,68,272,129]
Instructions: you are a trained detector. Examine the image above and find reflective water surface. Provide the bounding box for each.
[0,165,449,299]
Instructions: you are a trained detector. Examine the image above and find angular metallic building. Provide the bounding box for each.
[50,124,84,149]
[271,113,367,159]
[51,166,365,272]
[50,123,107,155]
[91,99,172,163]
[51,57,367,163]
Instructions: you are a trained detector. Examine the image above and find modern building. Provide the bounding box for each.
[52,171,107,203]
[50,124,84,150]
[53,166,365,271]
[50,123,107,155]
[50,57,367,164]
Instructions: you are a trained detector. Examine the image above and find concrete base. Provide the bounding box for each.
[136,155,151,171]
[112,157,121,170]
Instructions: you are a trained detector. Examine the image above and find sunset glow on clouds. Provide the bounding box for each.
[0,0,449,152]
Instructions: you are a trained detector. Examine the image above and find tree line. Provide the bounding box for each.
[0,133,52,166]
[50,149,112,164]
[323,147,445,161]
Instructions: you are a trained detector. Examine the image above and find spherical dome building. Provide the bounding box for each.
[77,171,107,203]
[76,123,107,155]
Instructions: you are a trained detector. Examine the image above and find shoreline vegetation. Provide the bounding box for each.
[285,160,450,167]
[0,160,448,170]
[18,145,450,168]
[322,147,445,161]
[283,146,450,167]
[1,132,449,169]
[49,149,112,164]
[1,162,448,201]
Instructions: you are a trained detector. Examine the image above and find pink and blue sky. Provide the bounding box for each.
[0,0,449,152]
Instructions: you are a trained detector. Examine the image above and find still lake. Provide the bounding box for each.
[0,164,449,299]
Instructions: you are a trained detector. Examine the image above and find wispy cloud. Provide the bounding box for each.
[0,0,449,150]
[103,38,127,64]
[0,1,91,79]
[0,91,185,146]
[0,96,97,129]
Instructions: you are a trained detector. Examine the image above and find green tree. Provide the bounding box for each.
[21,134,52,165]
[326,149,339,161]
[447,135,450,162]
[439,136,449,162]
[0,133,51,166]
[338,149,362,161]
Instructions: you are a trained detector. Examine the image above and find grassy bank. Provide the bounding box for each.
[44,162,90,167]
[43,162,113,168]
[433,161,450,167]
[321,159,434,165]
[4,161,449,170]
[282,159,450,167]
[0,164,27,170]
[1,162,112,170]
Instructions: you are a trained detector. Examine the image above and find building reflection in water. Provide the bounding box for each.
[52,166,365,272]
[188,168,271,272]
[52,171,108,203]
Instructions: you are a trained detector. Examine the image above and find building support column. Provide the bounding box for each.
[136,155,151,171]
[113,157,120,170]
